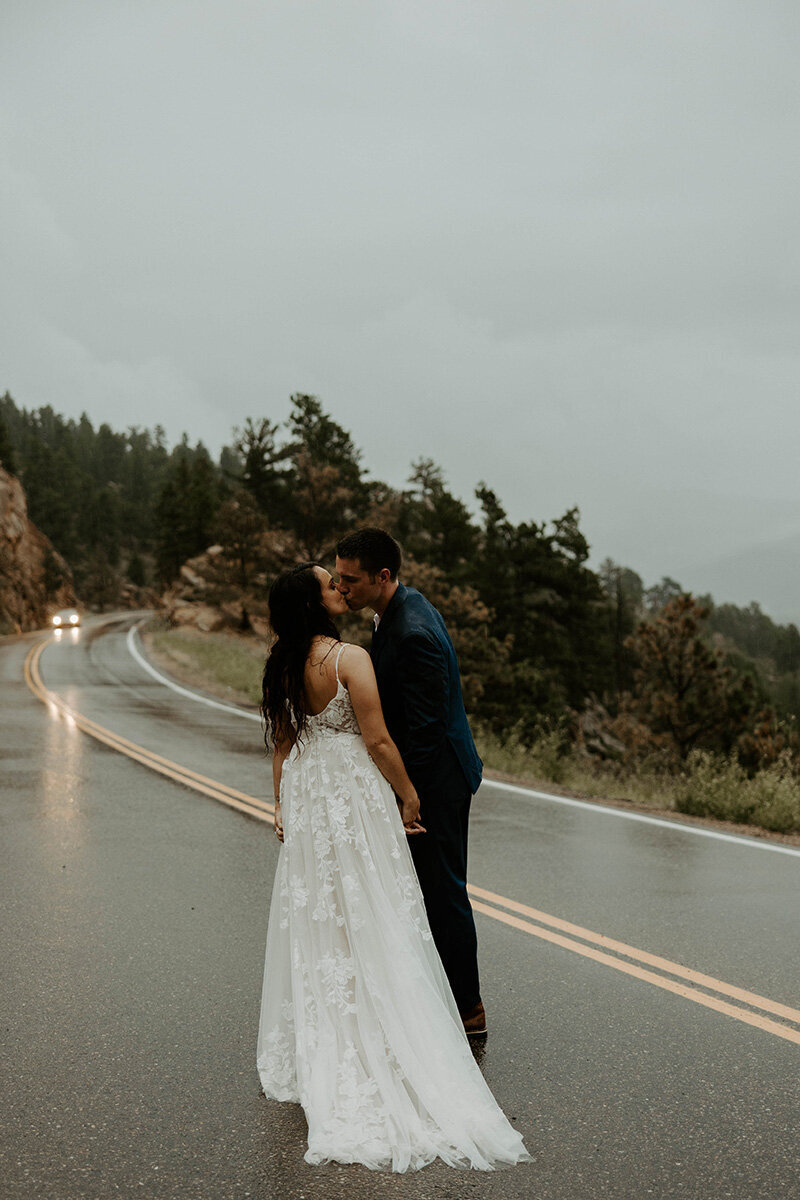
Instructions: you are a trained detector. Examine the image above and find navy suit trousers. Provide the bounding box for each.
[408,743,481,1014]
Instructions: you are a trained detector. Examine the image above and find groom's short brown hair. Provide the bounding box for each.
[336,528,402,579]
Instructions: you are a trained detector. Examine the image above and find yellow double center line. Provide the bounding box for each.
[468,888,800,1045]
[24,639,800,1048]
[25,640,273,823]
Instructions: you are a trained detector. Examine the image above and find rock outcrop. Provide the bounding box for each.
[574,700,627,761]
[160,545,272,640]
[0,467,75,633]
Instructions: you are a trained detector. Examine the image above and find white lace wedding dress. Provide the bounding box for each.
[257,646,531,1173]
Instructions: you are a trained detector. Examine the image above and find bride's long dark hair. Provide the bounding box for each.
[261,563,340,749]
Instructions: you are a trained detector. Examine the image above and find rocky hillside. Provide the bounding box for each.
[160,545,272,640]
[0,467,75,633]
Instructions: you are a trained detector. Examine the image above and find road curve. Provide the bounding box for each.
[1,615,798,1200]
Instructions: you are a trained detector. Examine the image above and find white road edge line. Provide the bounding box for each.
[125,621,800,860]
[484,779,800,858]
[126,622,262,723]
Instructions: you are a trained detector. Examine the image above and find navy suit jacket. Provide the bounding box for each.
[370,583,483,797]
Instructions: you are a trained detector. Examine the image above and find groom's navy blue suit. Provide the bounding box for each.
[370,582,483,1013]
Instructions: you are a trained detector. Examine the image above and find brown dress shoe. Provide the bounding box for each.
[461,1000,487,1036]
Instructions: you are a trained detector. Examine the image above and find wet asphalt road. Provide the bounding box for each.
[1,615,799,1200]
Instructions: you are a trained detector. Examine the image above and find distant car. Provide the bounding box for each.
[52,608,81,628]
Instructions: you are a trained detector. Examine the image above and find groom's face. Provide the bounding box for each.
[335,556,385,611]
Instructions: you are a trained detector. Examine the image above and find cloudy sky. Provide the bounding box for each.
[3,2,799,617]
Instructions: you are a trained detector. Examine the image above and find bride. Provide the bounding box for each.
[257,562,531,1173]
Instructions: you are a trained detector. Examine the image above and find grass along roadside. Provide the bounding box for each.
[474,726,800,841]
[139,622,800,845]
[142,618,265,708]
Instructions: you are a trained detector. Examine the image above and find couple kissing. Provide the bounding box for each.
[256,527,529,1173]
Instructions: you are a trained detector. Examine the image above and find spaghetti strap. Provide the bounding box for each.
[334,643,346,684]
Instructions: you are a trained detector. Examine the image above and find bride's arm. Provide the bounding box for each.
[271,730,294,843]
[340,645,425,833]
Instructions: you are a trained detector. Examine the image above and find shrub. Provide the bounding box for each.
[675,750,800,833]
[475,719,572,786]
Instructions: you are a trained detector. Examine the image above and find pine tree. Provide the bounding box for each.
[281,395,370,559]
[0,414,17,475]
[287,393,366,496]
[154,457,195,583]
[621,594,759,760]
[397,460,477,582]
[598,559,644,698]
[209,491,271,590]
[127,552,146,587]
[153,451,221,582]
[234,417,292,514]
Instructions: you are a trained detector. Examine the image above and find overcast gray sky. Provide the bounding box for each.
[3,2,799,617]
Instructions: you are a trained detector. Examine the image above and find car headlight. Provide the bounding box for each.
[53,615,62,626]
[70,614,79,624]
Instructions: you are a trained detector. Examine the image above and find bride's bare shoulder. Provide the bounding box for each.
[337,641,370,658]
[337,643,372,673]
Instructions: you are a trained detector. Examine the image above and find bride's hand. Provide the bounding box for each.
[274,800,284,843]
[399,794,426,836]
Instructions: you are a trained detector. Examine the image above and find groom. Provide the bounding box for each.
[335,527,487,1036]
